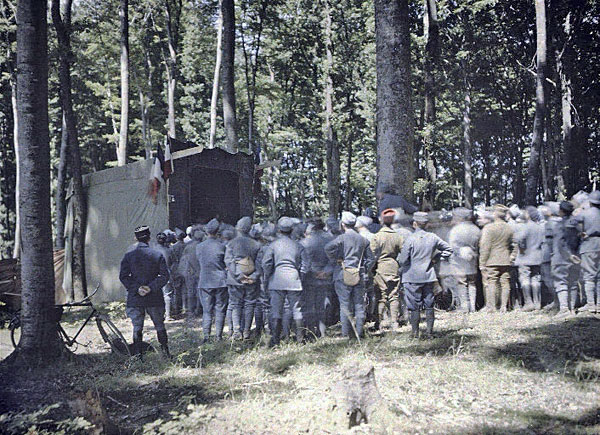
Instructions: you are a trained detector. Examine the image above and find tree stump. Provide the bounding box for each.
[334,362,382,428]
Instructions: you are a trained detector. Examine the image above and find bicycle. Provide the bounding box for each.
[9,284,130,357]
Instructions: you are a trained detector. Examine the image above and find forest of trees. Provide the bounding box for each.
[1,0,599,260]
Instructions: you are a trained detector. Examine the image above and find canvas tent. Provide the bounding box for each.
[64,141,254,302]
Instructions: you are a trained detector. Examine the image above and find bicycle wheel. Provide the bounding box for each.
[96,314,130,356]
[9,312,21,348]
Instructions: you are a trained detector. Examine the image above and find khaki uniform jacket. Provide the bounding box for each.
[370,226,403,281]
[479,220,514,267]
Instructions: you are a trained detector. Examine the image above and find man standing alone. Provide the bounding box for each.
[119,226,171,357]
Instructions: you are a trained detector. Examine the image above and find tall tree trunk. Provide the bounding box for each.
[374,0,415,201]
[462,62,473,209]
[209,0,223,149]
[525,0,547,205]
[52,0,87,300]
[423,0,438,207]
[9,0,62,365]
[164,0,181,139]
[555,11,572,198]
[55,113,68,249]
[10,75,20,258]
[117,0,129,166]
[324,0,341,217]
[221,0,237,153]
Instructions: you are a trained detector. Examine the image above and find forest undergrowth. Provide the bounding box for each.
[1,305,600,434]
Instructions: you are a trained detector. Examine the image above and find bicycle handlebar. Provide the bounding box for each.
[58,283,100,307]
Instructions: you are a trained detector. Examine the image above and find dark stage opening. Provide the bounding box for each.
[190,167,240,225]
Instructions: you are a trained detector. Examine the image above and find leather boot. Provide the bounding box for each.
[295,319,305,344]
[457,285,469,313]
[132,331,143,357]
[579,282,596,313]
[255,309,264,337]
[157,330,172,359]
[531,280,542,310]
[483,282,496,312]
[269,319,282,347]
[409,310,420,338]
[521,283,535,311]
[425,309,435,338]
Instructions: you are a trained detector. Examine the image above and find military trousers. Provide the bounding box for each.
[334,281,366,337]
[270,290,303,321]
[484,266,511,310]
[581,251,600,306]
[126,305,166,338]
[553,262,580,310]
[403,282,435,312]
[454,274,477,312]
[184,274,200,315]
[373,274,402,327]
[199,287,228,338]
[518,265,542,309]
[303,281,329,337]
[540,262,554,307]
[228,284,259,334]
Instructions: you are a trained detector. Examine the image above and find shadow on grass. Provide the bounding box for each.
[484,316,600,381]
[461,406,600,434]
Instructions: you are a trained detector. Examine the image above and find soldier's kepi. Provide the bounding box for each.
[119,225,172,358]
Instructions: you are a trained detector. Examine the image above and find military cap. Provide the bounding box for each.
[381,208,396,225]
[175,227,185,239]
[589,191,600,205]
[326,216,339,229]
[453,207,473,220]
[559,201,574,214]
[544,201,560,216]
[262,222,277,240]
[205,218,220,235]
[356,216,373,228]
[249,223,262,240]
[134,225,150,238]
[236,216,253,233]
[493,204,509,217]
[508,204,521,219]
[221,226,235,240]
[278,216,294,233]
[413,212,429,223]
[186,226,193,236]
[526,206,542,222]
[341,211,357,226]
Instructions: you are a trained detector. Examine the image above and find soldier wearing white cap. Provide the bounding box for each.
[324,211,375,339]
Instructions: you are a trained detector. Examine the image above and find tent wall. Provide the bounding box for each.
[69,159,169,303]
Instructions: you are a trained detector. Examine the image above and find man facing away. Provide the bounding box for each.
[574,191,600,313]
[448,208,480,313]
[119,226,171,357]
[262,217,309,346]
[370,209,404,331]
[196,219,229,343]
[398,212,452,338]
[325,211,375,340]
[225,216,262,340]
[479,205,514,311]
[514,206,545,311]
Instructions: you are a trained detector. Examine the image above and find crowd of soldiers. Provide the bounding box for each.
[119,187,600,357]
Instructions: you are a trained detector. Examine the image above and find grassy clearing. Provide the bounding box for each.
[1,306,600,434]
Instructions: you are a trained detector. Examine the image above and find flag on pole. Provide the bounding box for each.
[148,144,165,204]
[164,137,174,180]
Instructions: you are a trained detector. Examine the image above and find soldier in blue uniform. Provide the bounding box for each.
[301,219,334,338]
[574,191,600,313]
[398,212,452,338]
[550,201,581,318]
[262,217,309,346]
[225,216,262,340]
[119,226,171,357]
[514,207,545,310]
[196,219,229,342]
[325,211,375,339]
